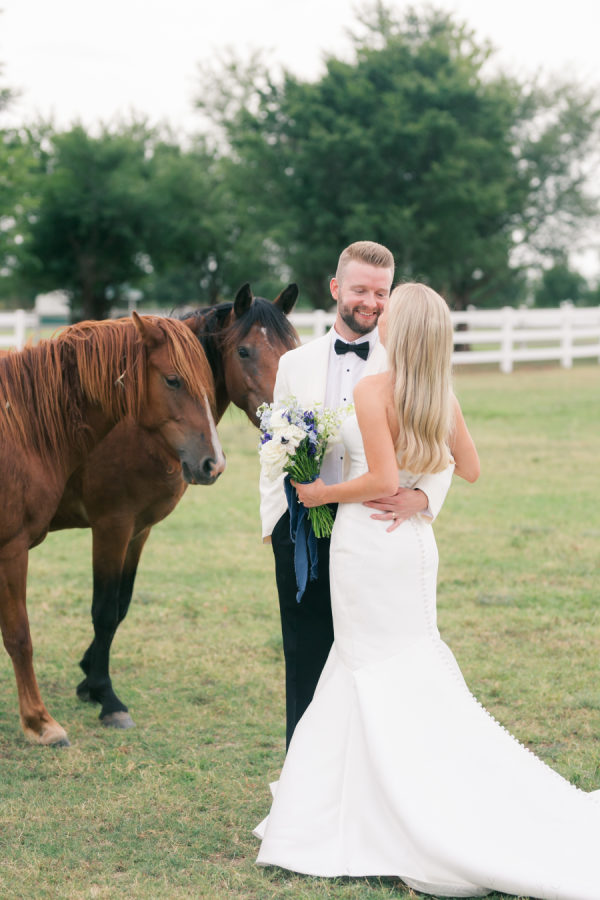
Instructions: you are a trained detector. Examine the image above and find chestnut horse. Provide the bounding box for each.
[49,284,298,729]
[0,313,225,747]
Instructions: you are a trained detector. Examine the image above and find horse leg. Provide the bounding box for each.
[116,526,152,624]
[77,523,136,729]
[0,552,70,746]
[80,527,152,729]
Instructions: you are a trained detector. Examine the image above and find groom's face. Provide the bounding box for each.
[330,261,393,342]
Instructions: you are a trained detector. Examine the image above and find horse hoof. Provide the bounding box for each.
[101,711,135,729]
[37,725,70,747]
[49,736,71,748]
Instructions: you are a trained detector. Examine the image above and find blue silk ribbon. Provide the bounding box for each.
[284,474,319,602]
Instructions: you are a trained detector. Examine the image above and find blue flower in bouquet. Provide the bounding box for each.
[257,397,352,539]
[258,397,352,602]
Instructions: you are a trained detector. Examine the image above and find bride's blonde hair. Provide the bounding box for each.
[386,282,453,474]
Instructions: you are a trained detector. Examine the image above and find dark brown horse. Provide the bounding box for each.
[49,284,298,729]
[0,313,225,746]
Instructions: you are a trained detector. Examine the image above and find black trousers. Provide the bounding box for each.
[271,509,335,749]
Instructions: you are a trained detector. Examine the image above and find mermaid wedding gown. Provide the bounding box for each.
[255,415,600,899]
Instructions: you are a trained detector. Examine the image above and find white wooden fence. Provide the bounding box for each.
[3,305,600,373]
[290,304,600,373]
[450,305,600,373]
[0,310,39,351]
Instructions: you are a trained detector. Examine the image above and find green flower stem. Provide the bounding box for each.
[308,505,334,539]
[283,437,334,537]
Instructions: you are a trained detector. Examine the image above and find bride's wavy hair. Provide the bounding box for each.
[386,282,453,474]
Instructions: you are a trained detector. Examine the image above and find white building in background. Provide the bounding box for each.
[34,290,70,323]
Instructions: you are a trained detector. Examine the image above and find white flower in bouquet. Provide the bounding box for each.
[259,437,292,479]
[269,408,293,432]
[274,421,306,450]
[257,397,353,537]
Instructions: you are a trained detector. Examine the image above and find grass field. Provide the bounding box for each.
[1,364,599,900]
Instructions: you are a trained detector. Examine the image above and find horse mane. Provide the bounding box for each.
[224,297,299,352]
[181,304,233,378]
[149,315,215,410]
[182,298,299,361]
[0,316,214,460]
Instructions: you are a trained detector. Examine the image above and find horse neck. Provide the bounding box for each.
[62,348,140,463]
[0,340,132,478]
[50,402,129,484]
[198,331,229,422]
[212,393,229,424]
[82,403,128,447]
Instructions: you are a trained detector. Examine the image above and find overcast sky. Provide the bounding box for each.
[2,0,599,274]
[2,0,599,132]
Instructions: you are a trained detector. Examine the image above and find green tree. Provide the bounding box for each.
[196,4,600,309]
[0,65,45,306]
[16,123,267,318]
[0,128,46,306]
[142,139,280,308]
[21,123,159,320]
[584,280,600,305]
[534,258,589,307]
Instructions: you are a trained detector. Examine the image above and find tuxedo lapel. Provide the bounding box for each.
[294,332,331,406]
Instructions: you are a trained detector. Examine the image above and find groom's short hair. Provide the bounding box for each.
[336,241,395,282]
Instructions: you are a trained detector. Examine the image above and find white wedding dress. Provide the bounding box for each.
[255,416,600,899]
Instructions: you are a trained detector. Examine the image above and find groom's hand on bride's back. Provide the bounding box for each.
[364,488,428,532]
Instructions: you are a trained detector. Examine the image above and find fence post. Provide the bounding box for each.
[15,309,27,351]
[500,306,514,374]
[560,301,573,369]
[314,309,327,338]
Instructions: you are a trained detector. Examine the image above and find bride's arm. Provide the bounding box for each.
[294,378,399,507]
[450,394,480,483]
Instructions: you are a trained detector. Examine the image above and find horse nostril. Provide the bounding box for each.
[203,457,217,478]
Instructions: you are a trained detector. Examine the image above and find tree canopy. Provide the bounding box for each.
[2,5,599,316]
[533,258,591,307]
[19,125,158,320]
[196,4,600,309]
[5,122,287,318]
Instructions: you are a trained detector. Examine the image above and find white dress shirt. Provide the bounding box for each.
[321,328,379,486]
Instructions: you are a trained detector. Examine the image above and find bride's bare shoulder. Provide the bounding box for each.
[354,371,392,400]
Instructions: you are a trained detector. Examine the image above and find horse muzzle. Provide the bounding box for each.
[181,453,226,485]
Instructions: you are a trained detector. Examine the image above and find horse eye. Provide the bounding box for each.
[165,375,182,389]
[237,346,250,359]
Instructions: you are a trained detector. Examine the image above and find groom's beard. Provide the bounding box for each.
[338,301,381,337]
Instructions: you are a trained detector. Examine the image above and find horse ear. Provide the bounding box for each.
[274,283,298,315]
[233,283,254,319]
[132,311,165,349]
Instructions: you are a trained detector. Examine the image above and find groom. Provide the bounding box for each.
[260,241,454,748]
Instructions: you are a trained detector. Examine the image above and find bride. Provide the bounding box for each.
[254,283,600,899]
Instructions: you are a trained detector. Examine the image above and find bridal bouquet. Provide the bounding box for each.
[258,398,351,538]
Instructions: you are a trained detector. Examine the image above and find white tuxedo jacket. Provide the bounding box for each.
[259,330,453,539]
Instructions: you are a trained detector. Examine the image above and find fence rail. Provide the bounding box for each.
[2,306,600,372]
[0,310,40,351]
[290,304,600,373]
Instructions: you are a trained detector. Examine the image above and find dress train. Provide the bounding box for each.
[255,416,600,899]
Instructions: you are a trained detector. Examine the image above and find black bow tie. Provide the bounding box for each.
[334,339,369,361]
